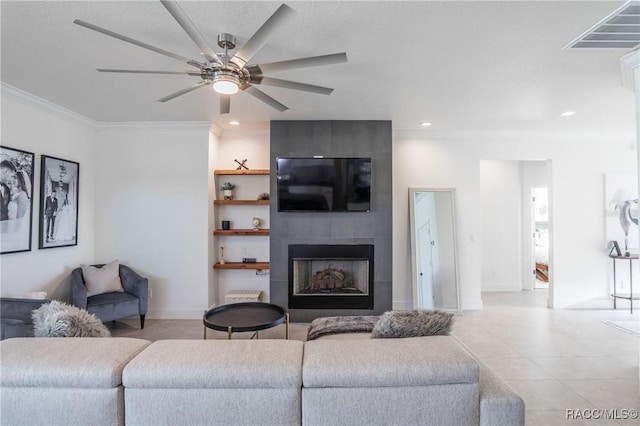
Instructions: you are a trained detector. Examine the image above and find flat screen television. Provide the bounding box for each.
[276,157,371,212]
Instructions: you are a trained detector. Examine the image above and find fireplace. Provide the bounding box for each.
[288,244,374,309]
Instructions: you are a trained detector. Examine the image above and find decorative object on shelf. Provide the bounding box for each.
[234,159,249,170]
[0,145,35,254]
[252,217,261,230]
[222,220,231,230]
[39,155,79,250]
[220,247,225,265]
[220,182,235,200]
[257,192,270,200]
[609,240,623,257]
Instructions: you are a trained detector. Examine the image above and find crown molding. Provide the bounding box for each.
[393,129,635,141]
[220,129,270,139]
[2,83,215,133]
[94,121,212,132]
[209,123,224,137]
[1,82,96,129]
[620,48,640,92]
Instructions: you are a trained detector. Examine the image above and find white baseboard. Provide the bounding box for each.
[147,309,205,320]
[556,296,639,310]
[462,299,483,310]
[481,283,523,292]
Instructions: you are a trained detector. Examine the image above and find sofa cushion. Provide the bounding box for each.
[371,309,454,338]
[123,340,304,389]
[303,336,478,388]
[0,337,150,388]
[81,260,124,297]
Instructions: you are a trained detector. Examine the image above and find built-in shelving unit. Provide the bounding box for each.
[214,169,270,176]
[214,200,270,206]
[213,168,271,301]
[213,262,270,270]
[213,229,269,236]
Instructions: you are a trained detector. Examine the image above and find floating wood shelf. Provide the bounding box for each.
[214,229,269,236]
[214,200,270,205]
[214,169,270,176]
[214,262,270,270]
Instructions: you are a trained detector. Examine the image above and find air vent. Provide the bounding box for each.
[566,1,640,49]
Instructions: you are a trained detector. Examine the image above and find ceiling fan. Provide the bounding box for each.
[73,1,347,114]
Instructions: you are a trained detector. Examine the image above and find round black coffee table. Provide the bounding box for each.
[203,302,289,340]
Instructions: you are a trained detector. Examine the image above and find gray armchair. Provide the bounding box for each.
[0,297,50,339]
[71,264,148,329]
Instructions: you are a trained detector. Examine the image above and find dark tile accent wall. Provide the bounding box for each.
[270,120,392,322]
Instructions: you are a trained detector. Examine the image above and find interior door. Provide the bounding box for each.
[417,221,435,308]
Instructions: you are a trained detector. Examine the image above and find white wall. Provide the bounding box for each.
[480,160,523,291]
[208,129,220,309]
[94,124,211,318]
[0,88,96,301]
[3,84,635,314]
[394,132,636,310]
[394,136,483,309]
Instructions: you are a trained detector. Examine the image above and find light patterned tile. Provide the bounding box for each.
[530,357,637,380]
[506,380,594,411]
[526,410,621,426]
[481,357,554,380]
[561,379,640,411]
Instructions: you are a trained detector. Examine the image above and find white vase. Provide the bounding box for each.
[223,189,233,200]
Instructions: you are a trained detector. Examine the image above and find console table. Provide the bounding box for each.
[610,254,639,314]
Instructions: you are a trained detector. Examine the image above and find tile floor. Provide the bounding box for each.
[111,290,640,425]
[452,291,639,426]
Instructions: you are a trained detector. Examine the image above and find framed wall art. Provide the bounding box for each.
[39,155,79,249]
[605,172,638,253]
[0,145,35,254]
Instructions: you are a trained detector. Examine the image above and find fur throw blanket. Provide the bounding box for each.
[307,315,380,341]
[371,309,454,338]
[32,301,111,337]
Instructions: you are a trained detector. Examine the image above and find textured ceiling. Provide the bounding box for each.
[0,1,635,134]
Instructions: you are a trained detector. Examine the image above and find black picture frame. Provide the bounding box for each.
[0,145,35,254]
[609,240,622,257]
[38,155,80,249]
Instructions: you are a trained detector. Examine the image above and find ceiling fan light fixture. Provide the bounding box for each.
[212,71,240,95]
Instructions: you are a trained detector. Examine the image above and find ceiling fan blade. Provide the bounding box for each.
[230,4,296,69]
[73,19,193,65]
[220,95,231,114]
[258,77,333,95]
[97,69,201,76]
[243,85,288,112]
[159,1,221,64]
[156,80,210,102]
[255,53,348,74]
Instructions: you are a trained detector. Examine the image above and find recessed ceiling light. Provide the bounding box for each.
[229,121,240,126]
[560,111,575,117]
[419,121,432,127]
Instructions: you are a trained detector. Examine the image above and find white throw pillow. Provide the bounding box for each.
[81,260,124,297]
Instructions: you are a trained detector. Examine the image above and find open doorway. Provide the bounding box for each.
[479,160,553,307]
[531,187,549,290]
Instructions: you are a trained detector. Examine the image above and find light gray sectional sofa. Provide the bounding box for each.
[0,335,524,426]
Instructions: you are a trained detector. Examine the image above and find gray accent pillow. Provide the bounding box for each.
[370,309,454,339]
[32,301,110,337]
[81,260,124,297]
